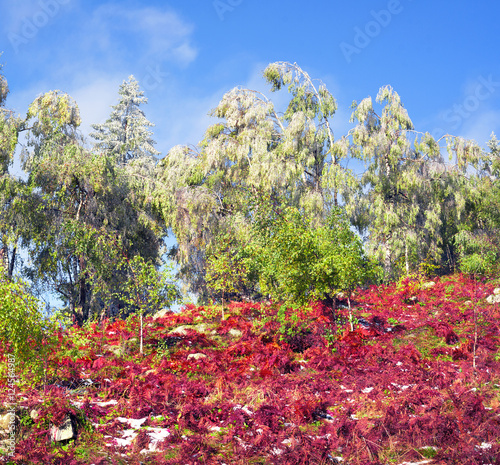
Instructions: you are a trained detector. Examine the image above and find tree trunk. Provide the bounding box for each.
[74,256,90,326]
[383,241,392,280]
[8,245,16,279]
[405,242,409,276]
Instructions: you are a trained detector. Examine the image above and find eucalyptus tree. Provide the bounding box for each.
[0,59,18,173]
[90,75,160,164]
[156,62,356,301]
[0,60,24,278]
[347,85,481,279]
[20,90,164,325]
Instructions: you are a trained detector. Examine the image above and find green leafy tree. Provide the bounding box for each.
[0,58,19,174]
[156,62,356,302]
[205,231,249,319]
[117,255,178,354]
[250,204,375,311]
[0,59,23,278]
[455,133,500,276]
[90,76,160,164]
[17,90,164,325]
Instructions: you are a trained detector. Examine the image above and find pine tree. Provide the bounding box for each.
[90,76,159,164]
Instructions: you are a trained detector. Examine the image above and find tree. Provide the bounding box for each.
[0,276,56,385]
[24,143,163,325]
[454,133,500,276]
[17,90,164,325]
[156,62,356,302]
[0,58,23,278]
[116,255,178,354]
[249,204,376,310]
[205,231,249,319]
[347,85,480,280]
[0,57,19,174]
[90,76,160,164]
[263,61,357,209]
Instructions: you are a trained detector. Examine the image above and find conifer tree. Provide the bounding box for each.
[90,76,159,164]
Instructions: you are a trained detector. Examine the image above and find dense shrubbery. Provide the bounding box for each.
[1,273,499,463]
[0,276,56,385]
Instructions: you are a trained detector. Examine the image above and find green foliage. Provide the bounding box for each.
[2,58,500,322]
[206,232,249,313]
[115,255,179,353]
[454,134,500,277]
[26,91,80,137]
[250,205,376,306]
[0,276,56,384]
[347,85,483,280]
[118,255,179,316]
[20,100,164,324]
[456,236,497,277]
[0,112,19,174]
[157,62,358,300]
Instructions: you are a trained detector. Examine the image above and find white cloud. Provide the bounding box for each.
[68,74,123,139]
[461,110,500,148]
[1,0,47,34]
[85,4,198,67]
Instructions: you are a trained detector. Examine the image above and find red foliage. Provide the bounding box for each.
[3,273,500,464]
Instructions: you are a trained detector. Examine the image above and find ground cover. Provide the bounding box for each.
[1,273,500,464]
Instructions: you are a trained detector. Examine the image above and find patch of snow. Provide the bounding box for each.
[116,417,148,429]
[233,405,253,416]
[476,442,492,450]
[391,383,413,391]
[362,387,374,394]
[141,427,171,452]
[111,428,137,447]
[94,399,118,407]
[340,385,353,393]
[399,461,432,465]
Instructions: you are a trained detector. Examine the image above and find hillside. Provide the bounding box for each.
[1,273,500,464]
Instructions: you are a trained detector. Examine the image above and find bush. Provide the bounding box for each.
[0,276,56,385]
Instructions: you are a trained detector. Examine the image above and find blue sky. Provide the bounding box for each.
[2,0,500,166]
